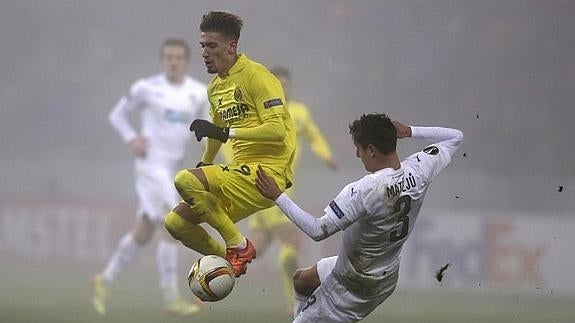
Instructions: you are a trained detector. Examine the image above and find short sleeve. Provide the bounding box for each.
[323,181,368,230]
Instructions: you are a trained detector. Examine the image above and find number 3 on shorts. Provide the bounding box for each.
[300,295,316,313]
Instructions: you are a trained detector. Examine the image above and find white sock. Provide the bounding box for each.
[157,240,179,304]
[293,291,309,319]
[102,233,140,284]
[232,237,247,249]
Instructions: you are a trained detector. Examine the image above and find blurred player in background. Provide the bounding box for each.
[256,113,463,322]
[220,66,337,313]
[164,11,296,278]
[92,39,209,316]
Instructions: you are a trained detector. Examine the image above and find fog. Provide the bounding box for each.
[1,0,574,321]
[1,0,573,214]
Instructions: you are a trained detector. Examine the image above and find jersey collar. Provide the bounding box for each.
[227,53,248,76]
[374,165,403,176]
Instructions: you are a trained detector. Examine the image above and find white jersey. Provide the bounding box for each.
[322,127,462,297]
[109,74,209,165]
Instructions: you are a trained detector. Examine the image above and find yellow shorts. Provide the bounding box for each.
[201,163,289,223]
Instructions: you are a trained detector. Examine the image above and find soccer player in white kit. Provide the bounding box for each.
[256,113,463,322]
[91,39,209,316]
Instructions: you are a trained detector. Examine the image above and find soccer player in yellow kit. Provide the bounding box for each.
[220,66,337,312]
[164,11,296,277]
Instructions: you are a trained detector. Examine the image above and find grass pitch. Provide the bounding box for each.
[1,258,573,323]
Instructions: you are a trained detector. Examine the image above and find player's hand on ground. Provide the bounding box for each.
[255,165,283,201]
[392,121,412,139]
[190,119,229,142]
[130,136,148,158]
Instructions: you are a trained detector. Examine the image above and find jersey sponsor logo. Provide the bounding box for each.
[386,173,417,199]
[423,146,439,155]
[164,109,191,123]
[217,104,249,122]
[234,87,243,101]
[263,98,283,109]
[329,200,345,219]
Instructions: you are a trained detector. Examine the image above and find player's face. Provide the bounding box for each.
[200,32,237,75]
[161,45,189,82]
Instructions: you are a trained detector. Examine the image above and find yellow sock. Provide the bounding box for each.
[164,211,225,257]
[278,244,298,308]
[175,169,244,248]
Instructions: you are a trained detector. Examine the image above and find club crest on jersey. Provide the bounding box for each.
[234,87,243,102]
[423,146,439,155]
[329,201,345,219]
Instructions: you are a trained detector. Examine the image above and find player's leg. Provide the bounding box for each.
[247,212,273,256]
[103,215,155,281]
[254,204,300,314]
[157,229,202,316]
[173,168,245,248]
[214,163,287,276]
[292,256,337,318]
[150,170,203,316]
[164,202,226,257]
[274,222,300,314]
[294,257,400,322]
[173,164,264,276]
[92,215,155,315]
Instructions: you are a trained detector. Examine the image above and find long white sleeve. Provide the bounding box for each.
[275,193,340,241]
[410,126,464,158]
[108,96,138,143]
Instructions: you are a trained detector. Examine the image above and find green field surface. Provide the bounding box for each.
[1,259,573,323]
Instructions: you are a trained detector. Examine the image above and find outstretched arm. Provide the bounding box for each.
[255,166,339,241]
[393,121,464,158]
[190,116,286,143]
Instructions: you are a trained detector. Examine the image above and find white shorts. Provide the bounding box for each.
[134,160,179,222]
[294,256,399,323]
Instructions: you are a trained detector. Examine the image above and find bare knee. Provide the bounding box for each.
[293,266,320,296]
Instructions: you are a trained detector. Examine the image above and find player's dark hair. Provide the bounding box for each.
[161,38,190,60]
[200,11,243,41]
[349,113,397,154]
[270,66,291,80]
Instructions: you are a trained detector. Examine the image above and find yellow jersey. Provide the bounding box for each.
[288,100,333,168]
[207,54,296,180]
[219,99,333,173]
